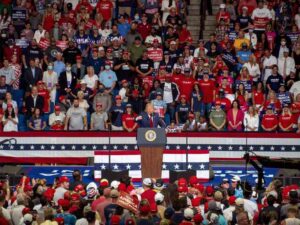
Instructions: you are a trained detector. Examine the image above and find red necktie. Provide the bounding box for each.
[149,115,153,128]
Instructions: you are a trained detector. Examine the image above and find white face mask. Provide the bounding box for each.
[1,33,6,38]
[105,65,110,70]
[66,66,71,71]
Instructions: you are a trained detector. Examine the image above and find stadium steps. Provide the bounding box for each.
[187,0,201,44]
[202,0,223,41]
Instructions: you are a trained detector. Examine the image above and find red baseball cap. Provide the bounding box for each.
[37,80,44,85]
[229,196,237,205]
[121,79,128,84]
[115,95,122,100]
[180,95,187,100]
[57,199,70,208]
[178,185,188,193]
[189,176,198,186]
[59,176,70,183]
[59,95,65,102]
[76,55,82,60]
[54,105,60,111]
[178,178,187,187]
[206,186,214,195]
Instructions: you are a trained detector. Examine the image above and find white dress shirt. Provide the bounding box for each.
[278,56,295,77]
[263,55,277,81]
[243,113,259,131]
[244,62,261,82]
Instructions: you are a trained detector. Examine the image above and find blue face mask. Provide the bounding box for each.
[105,65,110,70]
[99,88,105,93]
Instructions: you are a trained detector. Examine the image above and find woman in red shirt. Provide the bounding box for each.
[227,100,245,131]
[279,104,294,132]
[122,104,138,132]
[252,81,265,113]
[42,7,55,32]
[261,106,278,132]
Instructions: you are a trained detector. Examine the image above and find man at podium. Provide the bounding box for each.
[136,103,166,128]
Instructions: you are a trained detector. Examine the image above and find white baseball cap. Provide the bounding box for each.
[184,208,194,219]
[110,180,120,189]
[143,178,152,187]
[155,192,164,203]
[220,3,226,8]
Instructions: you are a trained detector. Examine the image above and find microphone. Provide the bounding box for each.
[0,138,17,145]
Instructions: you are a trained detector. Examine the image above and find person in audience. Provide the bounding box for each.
[227,100,244,131]
[90,103,108,131]
[64,98,87,131]
[2,103,18,132]
[261,106,278,132]
[49,105,66,130]
[28,108,47,131]
[122,103,138,132]
[209,100,226,131]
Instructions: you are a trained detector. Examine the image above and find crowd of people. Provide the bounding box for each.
[0,171,300,225]
[0,0,300,132]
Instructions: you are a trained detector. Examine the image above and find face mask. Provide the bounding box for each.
[1,33,6,38]
[99,88,105,93]
[281,41,286,45]
[66,66,71,71]
[48,66,53,70]
[105,65,110,70]
[134,15,139,20]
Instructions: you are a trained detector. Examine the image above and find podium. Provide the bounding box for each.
[137,128,167,179]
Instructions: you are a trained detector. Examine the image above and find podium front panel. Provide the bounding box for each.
[137,128,167,146]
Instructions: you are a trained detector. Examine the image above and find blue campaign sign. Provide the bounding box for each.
[22,166,95,184]
[21,165,279,187]
[210,166,279,187]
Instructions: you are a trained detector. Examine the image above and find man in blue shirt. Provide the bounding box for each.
[236,43,251,71]
[99,62,117,95]
[87,48,105,74]
[117,14,131,37]
[54,52,66,78]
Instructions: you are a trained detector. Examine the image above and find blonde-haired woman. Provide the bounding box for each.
[77,91,89,111]
[244,54,261,84]
[243,105,259,131]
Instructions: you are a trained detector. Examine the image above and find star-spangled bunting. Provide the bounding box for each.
[1,144,298,151]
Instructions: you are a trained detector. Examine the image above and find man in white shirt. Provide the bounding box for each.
[0,195,11,223]
[53,176,70,204]
[161,74,180,121]
[290,82,300,101]
[11,194,26,225]
[33,24,46,43]
[263,49,277,83]
[145,28,162,46]
[278,50,295,79]
[0,58,14,85]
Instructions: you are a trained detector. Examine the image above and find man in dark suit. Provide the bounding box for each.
[23,59,43,94]
[136,103,166,128]
[24,86,44,117]
[59,62,79,96]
